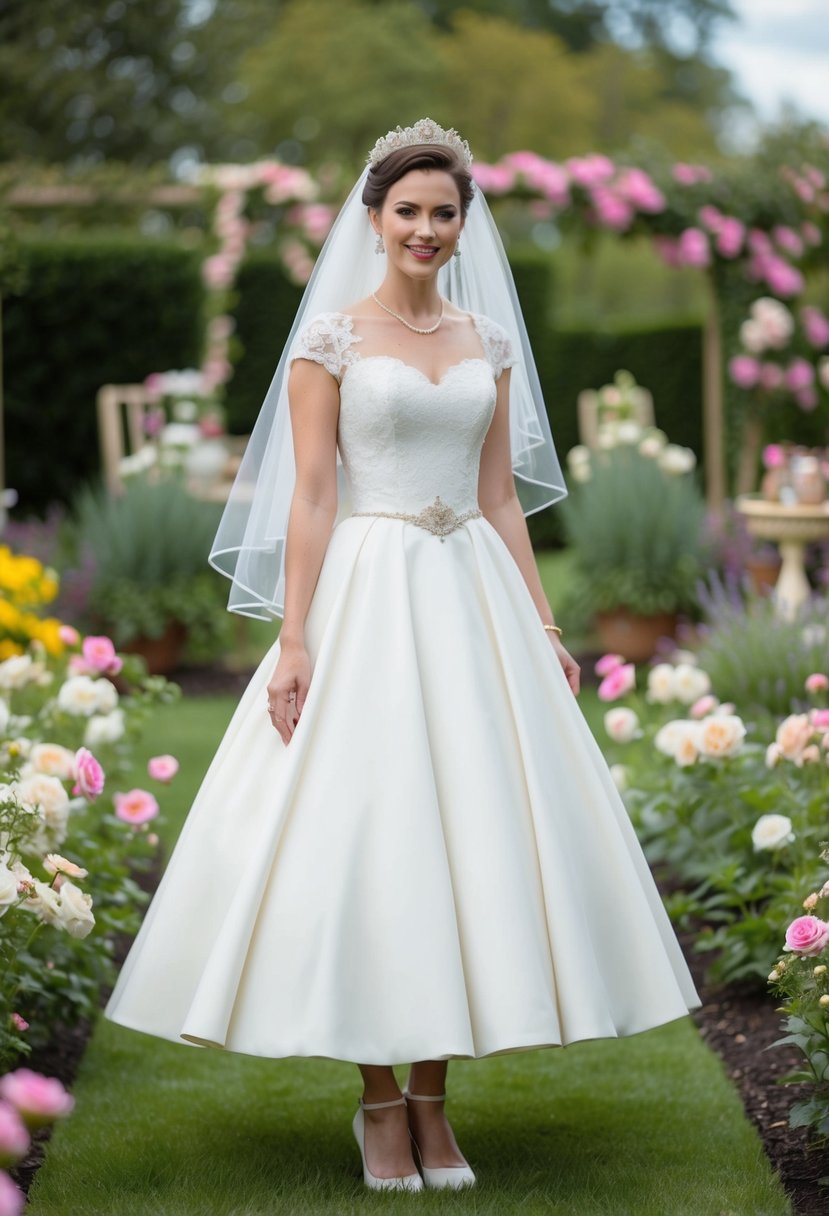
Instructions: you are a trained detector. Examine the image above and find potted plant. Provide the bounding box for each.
[68,474,231,674]
[560,429,709,661]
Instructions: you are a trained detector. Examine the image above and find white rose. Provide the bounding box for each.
[751,814,794,852]
[23,878,62,925]
[57,675,101,717]
[610,764,628,791]
[567,445,591,469]
[604,707,640,743]
[0,861,19,914]
[57,881,96,940]
[0,655,34,690]
[0,698,9,733]
[655,719,697,757]
[765,742,781,768]
[672,664,712,705]
[571,463,591,483]
[647,663,677,704]
[30,743,76,780]
[94,679,119,713]
[638,435,663,459]
[160,421,200,448]
[659,445,697,475]
[83,709,125,746]
[15,774,69,823]
[740,318,765,353]
[697,714,746,758]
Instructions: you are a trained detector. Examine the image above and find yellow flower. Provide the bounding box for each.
[38,617,65,657]
[0,639,24,659]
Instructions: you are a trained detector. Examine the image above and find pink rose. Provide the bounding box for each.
[147,754,179,783]
[801,220,822,246]
[0,1101,29,1167]
[0,1070,74,1129]
[590,187,633,232]
[716,217,745,258]
[772,225,804,257]
[57,625,80,647]
[812,709,829,729]
[806,673,829,694]
[73,747,104,800]
[595,653,625,677]
[763,255,804,297]
[784,915,829,957]
[676,227,710,267]
[598,663,636,702]
[615,167,665,213]
[10,1015,27,1033]
[690,694,718,719]
[758,362,784,392]
[762,444,785,469]
[113,789,159,826]
[81,636,122,676]
[0,1171,24,1216]
[729,355,760,389]
[776,713,814,761]
[801,306,829,349]
[785,357,815,391]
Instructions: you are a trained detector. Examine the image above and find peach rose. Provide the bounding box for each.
[603,708,640,743]
[29,744,76,781]
[776,713,814,761]
[113,789,159,826]
[697,714,746,759]
[147,754,179,783]
[43,854,88,880]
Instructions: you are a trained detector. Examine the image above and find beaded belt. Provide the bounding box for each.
[351,495,482,540]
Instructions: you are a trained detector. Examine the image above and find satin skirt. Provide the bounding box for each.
[104,513,700,1064]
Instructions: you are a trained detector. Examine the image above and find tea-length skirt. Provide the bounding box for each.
[104,513,700,1063]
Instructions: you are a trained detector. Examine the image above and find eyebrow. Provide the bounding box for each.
[394,200,458,209]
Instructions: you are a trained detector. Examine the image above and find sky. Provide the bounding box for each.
[712,0,829,135]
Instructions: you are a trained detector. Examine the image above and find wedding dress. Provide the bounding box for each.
[104,310,701,1064]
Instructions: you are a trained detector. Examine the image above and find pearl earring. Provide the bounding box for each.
[453,240,461,258]
[375,233,385,254]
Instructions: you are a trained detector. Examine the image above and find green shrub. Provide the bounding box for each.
[3,236,205,515]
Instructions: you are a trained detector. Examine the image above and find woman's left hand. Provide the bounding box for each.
[549,635,580,695]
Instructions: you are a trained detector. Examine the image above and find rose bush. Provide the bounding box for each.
[0,622,180,1070]
[597,647,829,985]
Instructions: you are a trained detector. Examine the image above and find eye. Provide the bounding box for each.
[437,210,457,220]
[396,207,415,216]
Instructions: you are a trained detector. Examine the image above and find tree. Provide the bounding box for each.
[235,0,445,166]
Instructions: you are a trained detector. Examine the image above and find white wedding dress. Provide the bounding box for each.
[104,311,701,1064]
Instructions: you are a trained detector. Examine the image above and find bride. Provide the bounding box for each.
[105,119,701,1194]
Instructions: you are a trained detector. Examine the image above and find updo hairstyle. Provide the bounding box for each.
[362,144,475,218]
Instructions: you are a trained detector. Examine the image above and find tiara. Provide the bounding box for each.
[366,118,473,169]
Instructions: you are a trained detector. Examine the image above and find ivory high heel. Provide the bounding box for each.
[403,1090,476,1189]
[352,1094,424,1191]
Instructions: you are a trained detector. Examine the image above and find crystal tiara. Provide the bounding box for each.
[366,118,473,169]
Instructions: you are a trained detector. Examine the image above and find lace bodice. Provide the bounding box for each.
[288,311,516,518]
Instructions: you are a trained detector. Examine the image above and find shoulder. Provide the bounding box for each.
[468,312,518,379]
[288,312,361,383]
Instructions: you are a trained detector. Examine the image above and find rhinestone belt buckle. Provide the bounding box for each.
[352,495,482,541]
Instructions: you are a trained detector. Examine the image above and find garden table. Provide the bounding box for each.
[735,493,829,620]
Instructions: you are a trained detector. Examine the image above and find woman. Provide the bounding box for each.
[104,120,701,1193]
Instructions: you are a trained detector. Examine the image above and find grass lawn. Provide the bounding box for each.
[27,697,790,1215]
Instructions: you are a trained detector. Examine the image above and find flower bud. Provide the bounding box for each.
[815,965,827,977]
[820,995,829,1008]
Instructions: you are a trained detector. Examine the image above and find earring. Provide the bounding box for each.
[375,233,385,254]
[453,240,461,258]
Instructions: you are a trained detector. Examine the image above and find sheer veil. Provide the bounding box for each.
[208,145,567,621]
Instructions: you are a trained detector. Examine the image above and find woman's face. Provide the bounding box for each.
[370,168,464,281]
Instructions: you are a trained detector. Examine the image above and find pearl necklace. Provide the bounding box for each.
[371,291,444,335]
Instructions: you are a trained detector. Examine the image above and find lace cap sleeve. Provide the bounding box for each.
[473,314,518,380]
[288,312,361,384]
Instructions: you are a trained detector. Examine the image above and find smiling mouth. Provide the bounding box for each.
[405,245,439,259]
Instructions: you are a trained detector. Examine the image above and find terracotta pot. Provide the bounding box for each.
[120,621,187,676]
[595,609,678,663]
[744,555,781,595]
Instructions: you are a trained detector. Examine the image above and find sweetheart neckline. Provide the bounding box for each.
[341,355,491,389]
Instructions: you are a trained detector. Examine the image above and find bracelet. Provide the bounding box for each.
[543,624,563,636]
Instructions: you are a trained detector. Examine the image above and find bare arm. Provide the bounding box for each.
[477,369,580,695]
[267,357,340,741]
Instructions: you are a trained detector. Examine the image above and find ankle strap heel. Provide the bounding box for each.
[358,1094,408,1110]
[403,1090,446,1101]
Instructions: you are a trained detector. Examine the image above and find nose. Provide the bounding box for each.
[415,219,435,240]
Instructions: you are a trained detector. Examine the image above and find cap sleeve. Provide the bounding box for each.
[472,314,518,380]
[288,312,361,385]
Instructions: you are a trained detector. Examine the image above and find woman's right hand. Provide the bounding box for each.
[266,641,311,745]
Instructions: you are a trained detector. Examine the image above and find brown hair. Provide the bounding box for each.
[362,143,475,218]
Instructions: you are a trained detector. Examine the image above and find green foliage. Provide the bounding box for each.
[3,237,205,515]
[694,585,829,718]
[558,446,709,617]
[68,475,231,652]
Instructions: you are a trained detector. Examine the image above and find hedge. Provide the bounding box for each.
[3,237,205,514]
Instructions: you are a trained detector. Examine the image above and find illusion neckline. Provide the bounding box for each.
[331,308,493,388]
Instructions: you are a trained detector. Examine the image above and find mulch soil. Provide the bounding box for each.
[9,660,829,1213]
